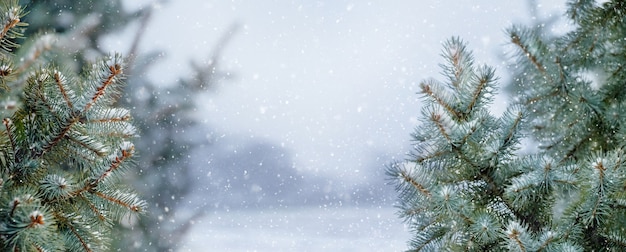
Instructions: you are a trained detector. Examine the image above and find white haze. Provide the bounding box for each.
[107,1,568,250]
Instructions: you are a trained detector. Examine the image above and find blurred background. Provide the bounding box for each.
[20,0,568,251]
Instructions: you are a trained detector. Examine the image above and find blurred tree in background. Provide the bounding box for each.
[19,0,139,72]
[120,21,240,251]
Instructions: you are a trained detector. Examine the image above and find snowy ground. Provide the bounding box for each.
[179,206,409,251]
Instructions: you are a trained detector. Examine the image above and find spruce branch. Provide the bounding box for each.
[510,28,546,75]
[397,164,432,198]
[462,65,495,116]
[389,37,530,250]
[567,0,596,22]
[92,143,134,186]
[441,37,472,89]
[2,118,15,164]
[420,81,460,119]
[0,2,25,52]
[0,2,144,250]
[53,69,75,112]
[504,221,533,252]
[65,131,108,157]
[392,1,626,251]
[83,54,125,112]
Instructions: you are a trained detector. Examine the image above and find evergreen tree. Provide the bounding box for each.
[118,22,239,251]
[0,1,144,251]
[389,0,626,251]
[19,1,240,250]
[11,2,236,250]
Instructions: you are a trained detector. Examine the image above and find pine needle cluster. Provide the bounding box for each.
[389,0,626,251]
[0,1,144,251]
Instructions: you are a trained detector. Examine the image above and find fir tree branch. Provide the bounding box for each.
[421,82,461,119]
[605,231,626,247]
[93,144,133,185]
[3,118,16,163]
[505,221,533,252]
[399,169,431,197]
[38,116,78,158]
[81,195,107,221]
[463,67,495,117]
[458,116,484,147]
[0,10,19,41]
[26,211,44,228]
[536,232,563,251]
[92,191,141,212]
[554,56,567,88]
[84,62,123,112]
[67,223,92,252]
[594,160,606,190]
[52,70,74,112]
[9,198,19,217]
[0,4,24,52]
[567,0,596,22]
[68,145,133,198]
[507,229,527,252]
[65,130,108,157]
[411,220,445,251]
[430,112,452,144]
[85,108,131,123]
[448,42,466,88]
[510,32,545,75]
[502,112,523,149]
[0,3,143,250]
[415,149,447,163]
[562,131,594,161]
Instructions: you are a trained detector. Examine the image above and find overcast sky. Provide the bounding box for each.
[111,0,570,250]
